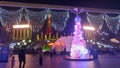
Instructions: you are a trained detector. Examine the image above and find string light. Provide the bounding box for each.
[13,24,30,28]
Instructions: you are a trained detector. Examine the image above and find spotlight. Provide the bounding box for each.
[24,42,27,45]
[46,40,50,42]
[28,40,32,43]
[22,40,25,42]
[83,26,95,31]
[17,42,20,45]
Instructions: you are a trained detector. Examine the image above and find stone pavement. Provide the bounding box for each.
[0,54,120,68]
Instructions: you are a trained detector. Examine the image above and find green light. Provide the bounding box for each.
[28,40,32,43]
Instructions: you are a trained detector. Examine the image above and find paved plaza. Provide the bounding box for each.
[0,54,120,68]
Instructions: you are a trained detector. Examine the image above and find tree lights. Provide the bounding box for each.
[70,16,89,59]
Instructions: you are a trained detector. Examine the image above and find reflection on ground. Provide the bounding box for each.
[0,54,120,68]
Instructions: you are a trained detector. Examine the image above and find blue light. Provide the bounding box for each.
[75,16,81,22]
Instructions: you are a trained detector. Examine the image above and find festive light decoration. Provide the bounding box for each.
[70,16,89,59]
[51,10,69,32]
[52,37,66,52]
[28,39,31,43]
[13,24,30,28]
[24,42,27,45]
[45,11,53,36]
[17,42,20,45]
[83,26,95,30]
[87,12,120,34]
[48,42,54,46]
[53,36,72,53]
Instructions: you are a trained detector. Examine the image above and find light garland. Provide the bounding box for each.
[13,24,30,28]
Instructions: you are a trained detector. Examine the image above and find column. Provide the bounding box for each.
[20,29,22,40]
[23,29,26,40]
[12,29,15,41]
[44,34,47,40]
[29,29,32,39]
[93,31,95,41]
[27,28,29,39]
[87,31,89,41]
[27,28,31,39]
[16,29,18,41]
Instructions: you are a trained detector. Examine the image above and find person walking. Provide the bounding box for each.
[18,45,26,68]
[50,49,53,58]
[38,48,43,66]
[10,48,13,57]
[92,44,98,59]
[11,56,15,68]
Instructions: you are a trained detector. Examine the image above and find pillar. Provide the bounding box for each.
[16,29,18,40]
[20,29,22,40]
[27,28,29,39]
[44,34,47,40]
[23,29,26,40]
[12,29,15,41]
[29,28,31,39]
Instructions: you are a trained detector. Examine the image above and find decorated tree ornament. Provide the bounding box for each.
[70,16,89,59]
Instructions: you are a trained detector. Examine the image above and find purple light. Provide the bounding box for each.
[70,16,89,59]
[74,16,81,22]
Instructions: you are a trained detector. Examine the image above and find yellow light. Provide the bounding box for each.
[22,40,25,42]
[56,42,60,46]
[48,42,54,46]
[83,26,95,30]
[13,24,30,28]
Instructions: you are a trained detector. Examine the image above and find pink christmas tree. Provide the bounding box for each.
[70,16,89,59]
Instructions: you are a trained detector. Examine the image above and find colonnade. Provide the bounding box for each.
[84,30,95,41]
[12,28,32,41]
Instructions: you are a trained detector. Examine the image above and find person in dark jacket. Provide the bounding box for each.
[92,44,98,59]
[18,45,26,68]
[38,48,43,66]
[50,49,53,58]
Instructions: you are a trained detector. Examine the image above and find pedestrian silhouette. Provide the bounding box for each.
[38,48,43,66]
[50,49,53,58]
[92,44,98,59]
[18,45,26,68]
[11,56,15,68]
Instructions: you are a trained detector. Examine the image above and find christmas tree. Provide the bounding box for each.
[70,16,89,59]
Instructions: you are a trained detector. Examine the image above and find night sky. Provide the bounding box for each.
[1,0,120,10]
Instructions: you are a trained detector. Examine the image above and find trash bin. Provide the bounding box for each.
[0,44,9,62]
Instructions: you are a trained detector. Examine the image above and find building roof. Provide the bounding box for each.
[0,1,120,14]
[1,0,120,10]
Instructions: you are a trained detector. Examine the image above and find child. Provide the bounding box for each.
[11,56,15,68]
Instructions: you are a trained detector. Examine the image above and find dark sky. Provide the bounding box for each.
[1,0,120,10]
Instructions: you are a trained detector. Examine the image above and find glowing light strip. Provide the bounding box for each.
[83,26,95,30]
[13,24,30,28]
